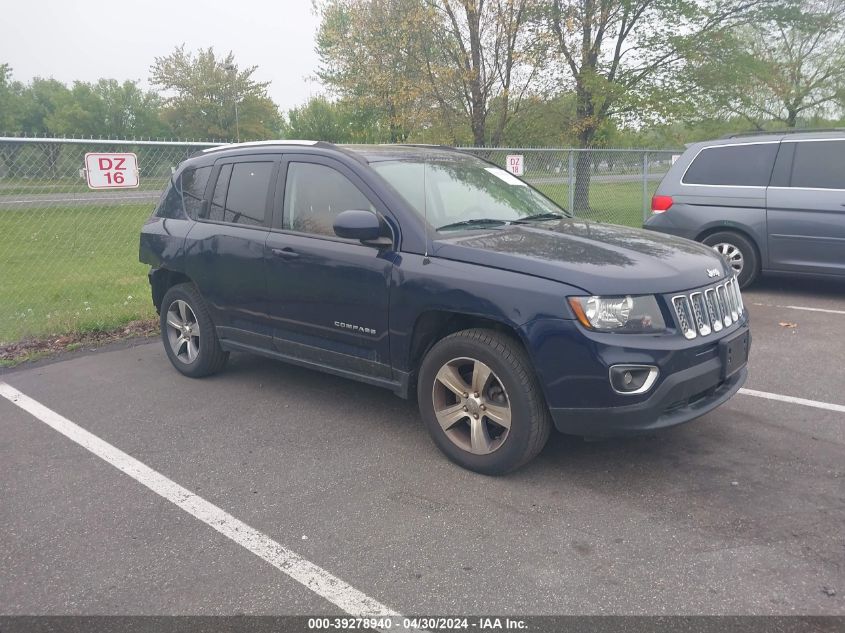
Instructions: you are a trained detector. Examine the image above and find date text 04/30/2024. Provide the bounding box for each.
[307,616,528,630]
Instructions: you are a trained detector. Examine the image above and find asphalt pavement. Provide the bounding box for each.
[0,190,161,209]
[1,275,843,616]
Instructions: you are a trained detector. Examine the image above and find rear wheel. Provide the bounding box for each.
[417,329,552,475]
[160,283,228,377]
[702,231,759,288]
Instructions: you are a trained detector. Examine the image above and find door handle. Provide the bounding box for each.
[270,247,299,259]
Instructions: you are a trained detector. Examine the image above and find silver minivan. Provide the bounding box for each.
[644,130,845,287]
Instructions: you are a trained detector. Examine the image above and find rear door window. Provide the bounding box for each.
[204,161,275,227]
[225,162,275,226]
[207,164,232,222]
[788,141,845,189]
[683,143,778,187]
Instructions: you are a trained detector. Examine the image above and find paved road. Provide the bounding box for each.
[0,190,161,209]
[1,276,843,616]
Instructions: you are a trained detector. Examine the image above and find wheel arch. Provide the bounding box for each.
[149,268,193,314]
[406,310,529,381]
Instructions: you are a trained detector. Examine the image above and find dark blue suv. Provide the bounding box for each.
[140,142,751,474]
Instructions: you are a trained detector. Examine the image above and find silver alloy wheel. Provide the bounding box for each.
[165,299,201,364]
[712,242,744,274]
[432,357,512,455]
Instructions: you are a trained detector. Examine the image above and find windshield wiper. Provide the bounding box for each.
[436,218,509,231]
[511,212,567,224]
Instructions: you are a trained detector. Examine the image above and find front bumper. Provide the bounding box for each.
[522,316,750,437]
[549,359,747,437]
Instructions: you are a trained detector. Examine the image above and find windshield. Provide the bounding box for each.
[371,157,568,231]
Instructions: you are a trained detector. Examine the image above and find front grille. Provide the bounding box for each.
[671,278,744,340]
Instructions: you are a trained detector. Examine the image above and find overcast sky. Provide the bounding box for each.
[1,0,324,111]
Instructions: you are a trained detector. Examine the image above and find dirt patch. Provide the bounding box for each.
[0,318,159,367]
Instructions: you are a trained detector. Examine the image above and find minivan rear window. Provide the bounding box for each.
[683,143,778,187]
[789,140,845,190]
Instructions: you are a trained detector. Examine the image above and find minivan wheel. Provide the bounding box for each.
[702,231,759,288]
[160,283,228,377]
[417,328,552,475]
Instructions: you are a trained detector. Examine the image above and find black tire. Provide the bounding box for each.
[417,328,552,475]
[159,283,228,377]
[701,231,759,288]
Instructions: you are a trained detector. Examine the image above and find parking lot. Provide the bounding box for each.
[1,276,843,618]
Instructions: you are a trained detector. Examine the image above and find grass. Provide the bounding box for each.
[534,179,655,228]
[0,178,651,344]
[0,203,156,344]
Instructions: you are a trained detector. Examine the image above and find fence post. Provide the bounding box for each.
[641,151,650,225]
[567,150,575,215]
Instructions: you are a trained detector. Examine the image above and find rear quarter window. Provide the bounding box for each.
[789,140,845,189]
[155,166,212,219]
[682,143,778,187]
[182,166,212,217]
[155,180,183,219]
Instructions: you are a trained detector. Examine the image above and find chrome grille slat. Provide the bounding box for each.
[731,279,744,315]
[671,277,744,339]
[704,288,723,333]
[724,280,739,321]
[716,285,732,326]
[672,296,697,339]
[689,292,711,336]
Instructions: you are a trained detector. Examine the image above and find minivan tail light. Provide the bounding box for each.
[651,195,673,213]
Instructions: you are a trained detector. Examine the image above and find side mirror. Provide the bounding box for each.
[333,209,389,244]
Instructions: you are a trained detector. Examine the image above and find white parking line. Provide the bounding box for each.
[0,381,400,618]
[739,388,845,414]
[751,302,845,316]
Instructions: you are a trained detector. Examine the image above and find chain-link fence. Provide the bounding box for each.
[0,137,217,345]
[0,137,680,345]
[461,147,679,226]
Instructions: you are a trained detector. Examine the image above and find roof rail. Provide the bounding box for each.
[199,139,325,154]
[720,128,845,139]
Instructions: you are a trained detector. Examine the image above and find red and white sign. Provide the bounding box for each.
[84,153,140,189]
[505,154,524,176]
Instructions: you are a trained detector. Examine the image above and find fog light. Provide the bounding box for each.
[609,365,659,395]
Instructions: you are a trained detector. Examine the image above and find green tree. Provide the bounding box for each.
[542,0,764,210]
[0,64,20,133]
[693,0,845,128]
[316,0,547,146]
[282,97,390,143]
[317,0,433,142]
[150,46,280,141]
[91,79,168,138]
[424,0,548,146]
[14,77,70,137]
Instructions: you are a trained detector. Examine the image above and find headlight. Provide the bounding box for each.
[567,295,666,333]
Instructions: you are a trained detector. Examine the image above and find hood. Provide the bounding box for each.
[432,219,732,295]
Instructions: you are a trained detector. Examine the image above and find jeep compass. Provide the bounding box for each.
[140,141,750,474]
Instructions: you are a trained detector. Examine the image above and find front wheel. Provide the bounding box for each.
[160,283,228,377]
[417,329,552,475]
[702,231,759,288]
